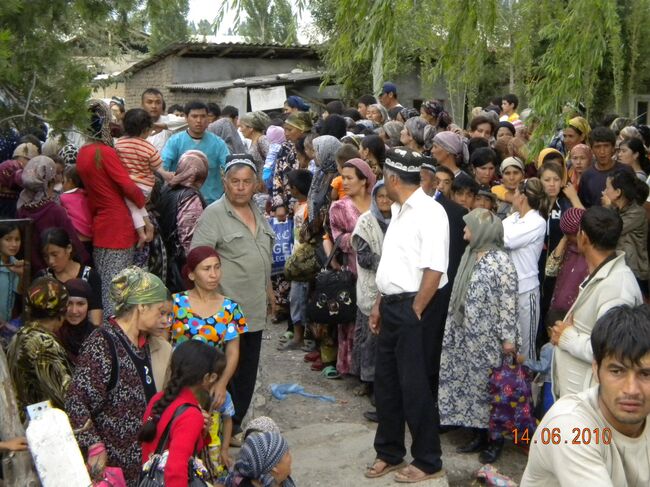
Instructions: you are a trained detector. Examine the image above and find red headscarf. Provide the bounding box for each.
[182,246,220,289]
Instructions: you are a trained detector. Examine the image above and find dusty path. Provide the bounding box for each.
[243,323,528,487]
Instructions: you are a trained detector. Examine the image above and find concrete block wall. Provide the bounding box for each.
[124,57,174,108]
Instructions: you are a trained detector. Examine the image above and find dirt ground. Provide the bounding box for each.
[240,323,529,487]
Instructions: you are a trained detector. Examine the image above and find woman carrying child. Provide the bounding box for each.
[115,108,171,248]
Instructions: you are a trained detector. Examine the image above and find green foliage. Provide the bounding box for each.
[233,0,298,44]
[147,0,189,52]
[190,19,217,36]
[314,0,649,155]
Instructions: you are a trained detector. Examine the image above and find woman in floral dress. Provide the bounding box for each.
[171,246,247,398]
[438,208,519,464]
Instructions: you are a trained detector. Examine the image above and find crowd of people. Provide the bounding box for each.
[0,82,649,486]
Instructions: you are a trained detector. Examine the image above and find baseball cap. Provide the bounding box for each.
[381,82,397,95]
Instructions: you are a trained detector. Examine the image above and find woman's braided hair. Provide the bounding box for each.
[138,340,226,442]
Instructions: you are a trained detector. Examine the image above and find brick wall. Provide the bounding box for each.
[124,57,173,108]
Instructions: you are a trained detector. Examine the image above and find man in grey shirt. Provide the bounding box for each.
[191,153,274,437]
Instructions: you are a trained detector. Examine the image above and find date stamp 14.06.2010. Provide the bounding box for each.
[512,427,612,446]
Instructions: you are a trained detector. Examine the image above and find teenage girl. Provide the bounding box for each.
[139,340,226,486]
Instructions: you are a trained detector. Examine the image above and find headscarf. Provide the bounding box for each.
[570,143,593,162]
[182,246,220,289]
[13,142,39,160]
[399,107,419,121]
[448,209,505,316]
[433,131,469,165]
[420,100,452,129]
[109,266,169,314]
[536,147,564,169]
[207,118,247,154]
[284,112,313,133]
[26,276,69,318]
[59,279,95,360]
[266,126,286,145]
[58,144,79,166]
[368,104,389,124]
[382,121,404,147]
[285,95,310,112]
[560,207,585,235]
[65,278,93,300]
[344,158,376,195]
[308,136,342,222]
[17,155,56,209]
[169,150,209,188]
[498,121,516,137]
[370,180,391,232]
[567,116,590,139]
[87,99,113,146]
[245,416,281,437]
[405,117,435,151]
[240,111,272,133]
[226,432,295,487]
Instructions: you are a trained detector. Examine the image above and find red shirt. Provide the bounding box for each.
[141,388,207,487]
[76,143,145,249]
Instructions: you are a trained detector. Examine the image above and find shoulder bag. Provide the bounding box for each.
[307,236,356,325]
[139,404,209,487]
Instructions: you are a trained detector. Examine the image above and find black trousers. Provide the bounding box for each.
[374,297,443,474]
[228,330,263,430]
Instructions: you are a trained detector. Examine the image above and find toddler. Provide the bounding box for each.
[60,165,93,248]
[115,108,165,247]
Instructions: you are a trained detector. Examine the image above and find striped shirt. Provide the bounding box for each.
[115,137,162,187]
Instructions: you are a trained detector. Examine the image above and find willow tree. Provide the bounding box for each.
[317,0,650,147]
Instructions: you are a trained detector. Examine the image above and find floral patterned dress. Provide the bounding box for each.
[438,249,519,430]
[171,292,248,349]
[271,141,297,209]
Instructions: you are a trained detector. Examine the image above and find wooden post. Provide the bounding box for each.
[0,347,39,486]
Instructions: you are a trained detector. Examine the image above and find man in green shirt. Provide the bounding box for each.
[191,153,274,438]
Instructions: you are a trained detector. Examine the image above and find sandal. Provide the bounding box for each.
[394,465,446,484]
[303,351,320,362]
[321,365,341,379]
[278,331,294,343]
[310,359,324,371]
[277,340,302,351]
[364,459,406,479]
[353,383,371,397]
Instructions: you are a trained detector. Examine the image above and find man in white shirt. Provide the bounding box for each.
[522,304,650,487]
[140,88,187,152]
[364,148,449,484]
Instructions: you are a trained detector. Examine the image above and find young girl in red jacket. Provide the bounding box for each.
[139,340,226,486]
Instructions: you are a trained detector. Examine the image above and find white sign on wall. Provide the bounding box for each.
[250,86,287,111]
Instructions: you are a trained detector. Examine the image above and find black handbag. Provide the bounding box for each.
[139,404,209,487]
[307,237,356,325]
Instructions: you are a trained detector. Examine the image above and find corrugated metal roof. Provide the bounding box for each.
[167,71,323,92]
[122,41,319,76]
